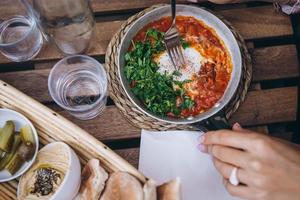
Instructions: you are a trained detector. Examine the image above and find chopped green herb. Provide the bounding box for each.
[172,70,182,77]
[182,96,195,110]
[146,28,163,40]
[181,38,189,49]
[124,29,194,117]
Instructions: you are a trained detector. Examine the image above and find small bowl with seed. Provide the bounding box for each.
[17,142,81,200]
[0,108,39,183]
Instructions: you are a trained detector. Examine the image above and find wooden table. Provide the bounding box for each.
[0,0,299,170]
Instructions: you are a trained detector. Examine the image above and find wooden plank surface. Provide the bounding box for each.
[0,0,190,17]
[230,87,298,126]
[0,0,27,21]
[218,6,293,39]
[252,45,299,81]
[116,148,140,169]
[0,5,293,64]
[45,87,298,141]
[91,0,188,13]
[0,44,298,102]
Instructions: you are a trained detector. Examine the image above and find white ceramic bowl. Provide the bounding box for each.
[0,108,39,183]
[17,142,81,200]
[50,142,81,200]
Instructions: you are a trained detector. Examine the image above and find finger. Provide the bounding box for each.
[232,123,252,133]
[200,130,255,150]
[208,145,249,167]
[213,158,251,185]
[223,179,255,199]
[197,143,208,153]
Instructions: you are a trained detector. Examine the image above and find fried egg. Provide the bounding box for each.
[154,47,204,81]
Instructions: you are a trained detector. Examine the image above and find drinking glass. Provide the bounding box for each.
[33,0,95,55]
[0,0,43,62]
[48,55,108,120]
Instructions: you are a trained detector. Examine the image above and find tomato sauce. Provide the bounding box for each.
[133,16,232,117]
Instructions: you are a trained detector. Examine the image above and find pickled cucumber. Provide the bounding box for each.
[0,134,21,170]
[0,150,5,161]
[17,142,35,161]
[20,125,35,145]
[5,153,24,175]
[0,121,15,152]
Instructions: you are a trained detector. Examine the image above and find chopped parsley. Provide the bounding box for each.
[124,28,194,117]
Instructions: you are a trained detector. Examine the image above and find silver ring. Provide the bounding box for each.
[229,167,239,186]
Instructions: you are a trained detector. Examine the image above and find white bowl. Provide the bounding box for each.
[0,108,39,183]
[17,142,81,200]
[50,142,81,200]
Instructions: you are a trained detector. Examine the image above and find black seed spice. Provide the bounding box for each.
[31,168,61,196]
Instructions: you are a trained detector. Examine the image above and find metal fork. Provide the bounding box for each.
[164,0,186,71]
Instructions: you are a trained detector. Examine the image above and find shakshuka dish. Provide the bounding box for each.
[124,16,232,118]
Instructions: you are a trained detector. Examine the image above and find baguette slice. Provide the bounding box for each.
[100,171,143,200]
[143,179,157,200]
[74,159,108,200]
[157,178,181,200]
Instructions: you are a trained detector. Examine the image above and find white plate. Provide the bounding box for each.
[0,108,39,183]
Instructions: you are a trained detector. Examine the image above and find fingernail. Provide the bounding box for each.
[197,144,207,153]
[199,135,205,144]
[235,122,241,127]
[233,122,242,130]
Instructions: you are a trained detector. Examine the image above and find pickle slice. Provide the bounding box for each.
[0,121,15,152]
[0,134,21,170]
[0,150,5,161]
[5,153,25,175]
[20,125,35,145]
[17,142,35,161]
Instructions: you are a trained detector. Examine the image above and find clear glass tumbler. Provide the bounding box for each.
[0,1,43,62]
[33,0,95,55]
[48,55,108,120]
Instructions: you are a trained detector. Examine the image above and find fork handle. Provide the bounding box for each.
[171,0,176,23]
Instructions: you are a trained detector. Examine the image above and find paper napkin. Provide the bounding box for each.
[139,130,241,200]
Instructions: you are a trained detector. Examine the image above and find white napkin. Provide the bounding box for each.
[139,130,241,200]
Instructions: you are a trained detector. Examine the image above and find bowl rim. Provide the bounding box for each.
[47,142,80,200]
[16,142,81,200]
[0,108,39,183]
[117,4,242,124]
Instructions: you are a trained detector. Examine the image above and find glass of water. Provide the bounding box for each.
[0,1,43,62]
[48,55,108,120]
[33,0,95,55]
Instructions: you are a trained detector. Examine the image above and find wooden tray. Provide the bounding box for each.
[0,80,146,199]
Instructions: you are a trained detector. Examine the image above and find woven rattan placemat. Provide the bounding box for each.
[105,4,252,131]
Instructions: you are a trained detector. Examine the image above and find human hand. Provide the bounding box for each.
[198,123,300,200]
